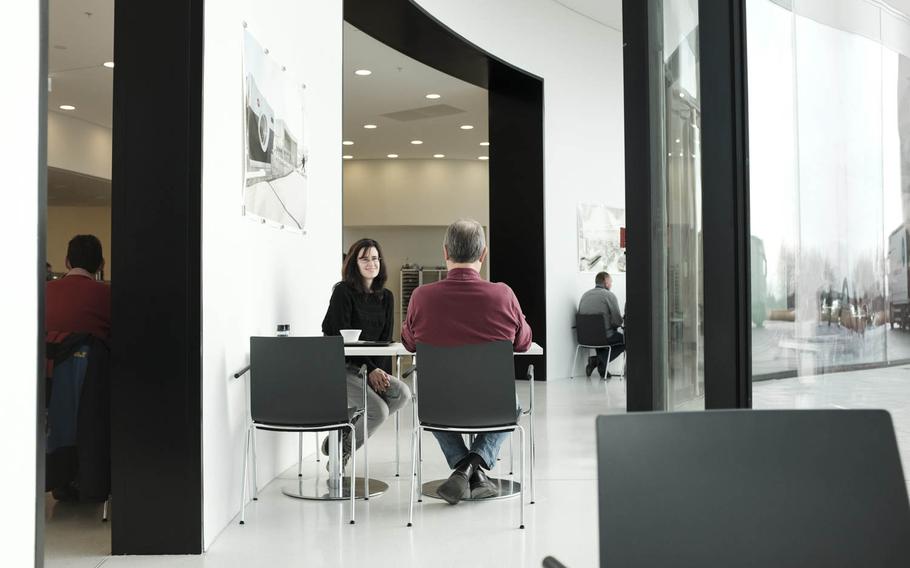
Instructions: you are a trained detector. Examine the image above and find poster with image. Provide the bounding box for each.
[577,203,625,273]
[242,28,308,232]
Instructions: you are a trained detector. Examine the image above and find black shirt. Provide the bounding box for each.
[321,282,393,373]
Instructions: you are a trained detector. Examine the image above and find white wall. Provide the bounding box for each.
[47,111,112,179]
[414,0,626,379]
[2,1,40,565]
[343,159,489,226]
[202,0,342,548]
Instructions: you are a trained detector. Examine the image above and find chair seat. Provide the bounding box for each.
[254,407,364,432]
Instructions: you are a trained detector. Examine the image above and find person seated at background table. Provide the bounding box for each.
[578,271,624,378]
[46,234,111,341]
[321,238,411,469]
[402,219,532,504]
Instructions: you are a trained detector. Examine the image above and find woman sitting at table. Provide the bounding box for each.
[321,238,411,468]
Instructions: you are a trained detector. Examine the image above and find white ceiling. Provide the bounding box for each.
[552,0,623,31]
[48,0,114,129]
[343,23,489,161]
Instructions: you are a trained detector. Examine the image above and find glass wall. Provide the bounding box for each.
[658,0,706,410]
[747,0,910,388]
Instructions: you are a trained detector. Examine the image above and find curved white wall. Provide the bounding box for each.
[414,0,626,379]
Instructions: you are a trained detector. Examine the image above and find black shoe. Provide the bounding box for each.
[470,467,498,499]
[585,356,597,378]
[437,463,473,505]
[51,483,80,502]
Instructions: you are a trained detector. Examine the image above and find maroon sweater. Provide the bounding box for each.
[46,272,111,340]
[402,268,532,352]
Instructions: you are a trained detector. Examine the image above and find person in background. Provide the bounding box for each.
[321,238,411,469]
[46,235,111,341]
[578,271,624,378]
[402,219,532,504]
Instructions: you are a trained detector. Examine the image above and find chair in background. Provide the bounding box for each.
[239,336,361,525]
[571,313,624,379]
[409,340,531,529]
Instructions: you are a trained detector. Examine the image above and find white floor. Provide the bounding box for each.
[46,366,910,567]
[45,377,627,568]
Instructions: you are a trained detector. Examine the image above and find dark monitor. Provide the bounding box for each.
[596,410,910,568]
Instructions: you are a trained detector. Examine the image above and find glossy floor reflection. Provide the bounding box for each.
[46,377,627,568]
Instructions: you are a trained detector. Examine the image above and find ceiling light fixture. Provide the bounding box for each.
[342,140,354,146]
[460,125,474,130]
[433,154,445,158]
[478,156,489,161]
[425,93,441,99]
[480,142,490,146]
[410,140,423,145]
[354,69,372,76]
[342,155,353,160]
[103,61,115,69]
[387,154,399,158]
[363,124,377,129]
[59,104,76,111]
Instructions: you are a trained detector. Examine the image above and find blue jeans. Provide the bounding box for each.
[432,430,510,470]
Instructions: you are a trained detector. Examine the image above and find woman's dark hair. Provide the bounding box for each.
[342,238,388,293]
[66,234,104,273]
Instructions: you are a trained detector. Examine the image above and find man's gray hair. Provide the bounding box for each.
[445,219,486,263]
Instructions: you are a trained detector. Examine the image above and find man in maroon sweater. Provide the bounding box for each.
[402,219,532,504]
[46,235,111,341]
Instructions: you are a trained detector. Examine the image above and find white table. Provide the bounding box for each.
[282,343,412,502]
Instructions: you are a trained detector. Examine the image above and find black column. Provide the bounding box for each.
[110,0,203,554]
[699,0,752,409]
[622,0,665,410]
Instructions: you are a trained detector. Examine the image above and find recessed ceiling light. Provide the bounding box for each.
[425,93,441,99]
[433,154,445,158]
[363,124,377,129]
[675,139,681,144]
[387,154,399,159]
[679,92,686,98]
[103,61,115,69]
[355,69,372,76]
[342,140,354,146]
[342,155,353,160]
[59,105,76,111]
[460,125,474,130]
[478,156,489,161]
[480,142,490,146]
[410,140,423,145]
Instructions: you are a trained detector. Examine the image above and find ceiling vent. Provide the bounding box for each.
[381,104,466,122]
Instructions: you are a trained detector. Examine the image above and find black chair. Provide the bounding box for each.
[572,313,624,379]
[240,336,362,525]
[408,340,528,529]
[594,410,910,567]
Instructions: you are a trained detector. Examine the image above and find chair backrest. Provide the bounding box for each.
[416,341,517,429]
[576,313,610,346]
[596,410,910,568]
[249,336,348,427]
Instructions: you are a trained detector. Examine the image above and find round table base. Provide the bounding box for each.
[282,477,388,500]
[421,477,521,501]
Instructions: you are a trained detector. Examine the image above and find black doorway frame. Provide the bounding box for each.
[622,0,752,410]
[344,0,547,380]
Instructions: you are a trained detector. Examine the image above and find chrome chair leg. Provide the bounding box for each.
[298,432,303,477]
[417,429,423,501]
[314,432,320,463]
[407,426,419,527]
[570,345,581,378]
[102,497,109,522]
[509,433,514,475]
[251,427,259,501]
[240,425,251,525]
[348,424,356,525]
[517,425,526,529]
[395,411,400,477]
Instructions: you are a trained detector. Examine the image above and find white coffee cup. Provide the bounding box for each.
[340,329,362,343]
